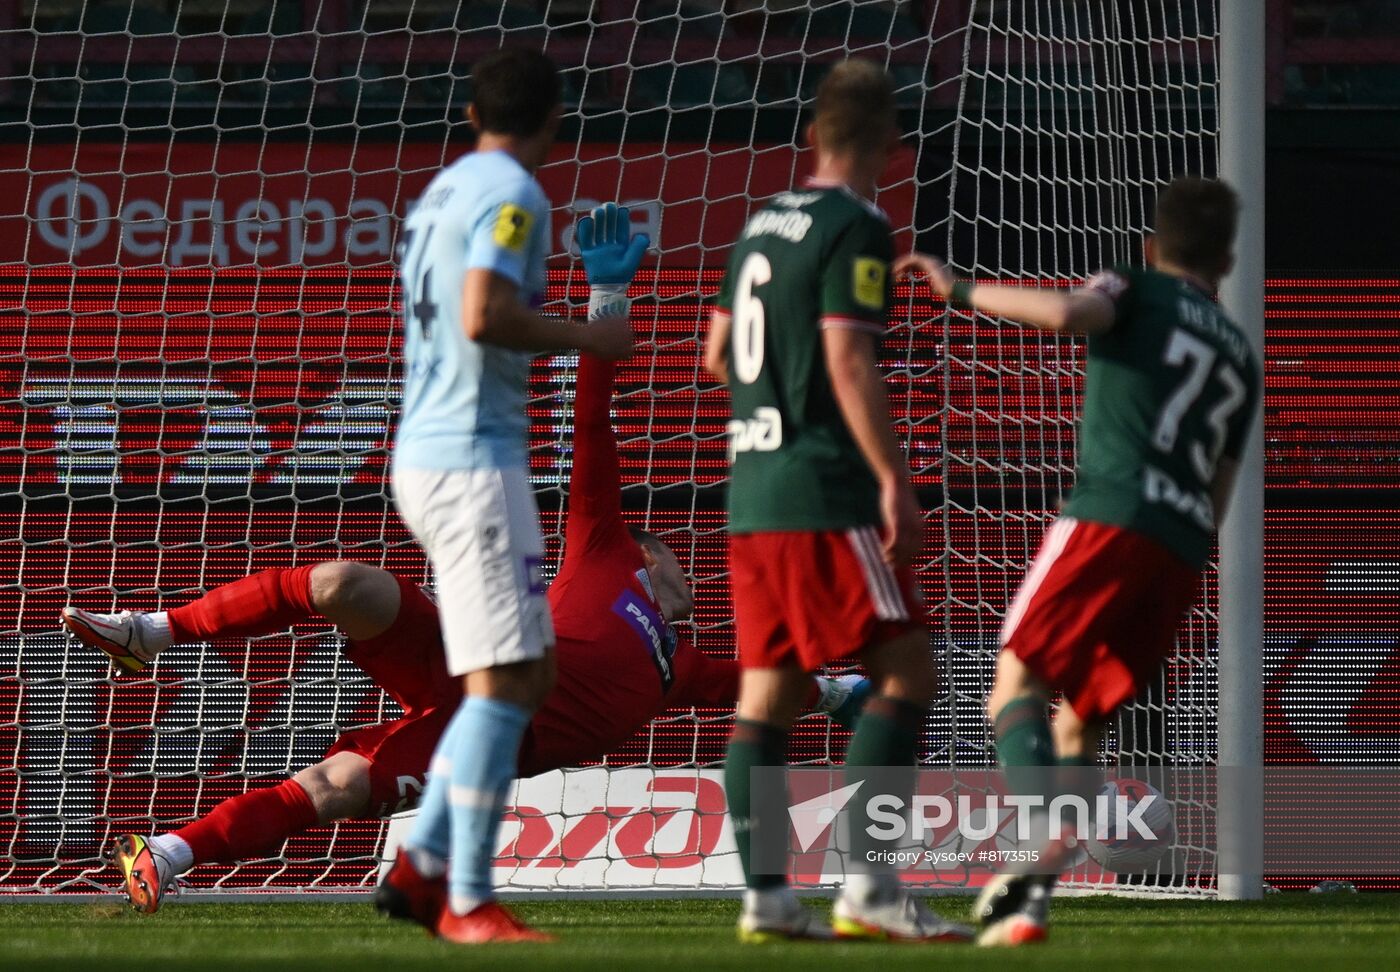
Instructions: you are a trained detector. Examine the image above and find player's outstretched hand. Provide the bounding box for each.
[579,315,635,361]
[881,476,923,568]
[894,251,954,298]
[577,203,650,285]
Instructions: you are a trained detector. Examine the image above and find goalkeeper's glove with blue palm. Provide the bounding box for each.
[577,202,649,319]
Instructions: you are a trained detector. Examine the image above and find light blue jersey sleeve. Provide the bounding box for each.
[393,150,551,472]
[463,181,546,288]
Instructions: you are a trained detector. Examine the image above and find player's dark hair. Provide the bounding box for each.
[812,59,897,153]
[1153,177,1239,274]
[470,48,562,137]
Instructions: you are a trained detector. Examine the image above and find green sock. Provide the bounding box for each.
[844,696,926,866]
[993,695,1055,797]
[725,719,788,890]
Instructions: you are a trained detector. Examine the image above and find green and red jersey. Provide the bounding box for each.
[1064,266,1261,567]
[714,182,894,534]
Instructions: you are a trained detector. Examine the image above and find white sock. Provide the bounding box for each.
[142,612,173,654]
[844,871,900,905]
[743,885,796,916]
[450,893,489,916]
[406,846,446,879]
[149,833,194,875]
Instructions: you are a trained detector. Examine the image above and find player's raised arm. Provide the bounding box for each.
[462,270,634,359]
[566,203,649,524]
[461,271,620,358]
[894,252,1117,336]
[459,194,636,360]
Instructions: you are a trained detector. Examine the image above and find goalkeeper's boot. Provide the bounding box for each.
[62,607,167,673]
[832,888,974,943]
[374,852,447,934]
[814,674,873,730]
[436,901,556,944]
[973,872,1051,946]
[737,887,835,943]
[108,834,175,915]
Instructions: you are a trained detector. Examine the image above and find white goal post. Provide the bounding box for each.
[1216,0,1266,903]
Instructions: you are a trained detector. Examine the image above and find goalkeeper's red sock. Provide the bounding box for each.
[166,566,319,643]
[173,778,320,866]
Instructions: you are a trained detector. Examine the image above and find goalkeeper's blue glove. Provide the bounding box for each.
[577,203,648,319]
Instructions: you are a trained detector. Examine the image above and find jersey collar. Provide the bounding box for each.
[1176,271,1216,298]
[801,177,888,221]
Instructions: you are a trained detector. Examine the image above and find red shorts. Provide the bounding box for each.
[1000,517,1201,723]
[325,577,461,817]
[730,527,927,671]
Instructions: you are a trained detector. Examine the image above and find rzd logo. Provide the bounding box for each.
[496,777,725,870]
[727,407,783,460]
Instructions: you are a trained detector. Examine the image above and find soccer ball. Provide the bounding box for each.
[1084,777,1176,873]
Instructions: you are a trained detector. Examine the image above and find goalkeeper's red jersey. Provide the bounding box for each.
[520,356,737,773]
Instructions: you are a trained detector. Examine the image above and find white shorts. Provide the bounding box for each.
[392,466,554,676]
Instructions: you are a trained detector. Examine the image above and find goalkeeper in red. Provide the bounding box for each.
[898,177,1260,946]
[63,221,867,922]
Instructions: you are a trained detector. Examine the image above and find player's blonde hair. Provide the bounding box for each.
[812,59,897,154]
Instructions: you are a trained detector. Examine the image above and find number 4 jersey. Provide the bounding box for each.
[714,183,895,533]
[1064,266,1261,567]
[394,149,551,472]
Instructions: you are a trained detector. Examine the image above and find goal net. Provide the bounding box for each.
[0,0,1219,897]
[931,0,1220,895]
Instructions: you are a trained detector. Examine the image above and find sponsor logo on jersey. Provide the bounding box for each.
[771,190,823,208]
[493,203,533,251]
[853,256,887,309]
[612,590,675,690]
[1143,464,1215,531]
[727,406,783,460]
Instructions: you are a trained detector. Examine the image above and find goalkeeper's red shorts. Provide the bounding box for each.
[326,577,459,817]
[324,577,561,817]
[730,527,927,672]
[999,517,1201,724]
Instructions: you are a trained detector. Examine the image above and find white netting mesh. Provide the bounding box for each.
[926,0,1219,893]
[0,0,1221,896]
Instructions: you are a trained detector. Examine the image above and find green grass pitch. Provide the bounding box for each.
[0,895,1392,971]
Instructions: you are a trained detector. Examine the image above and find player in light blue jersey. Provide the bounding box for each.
[380,49,640,945]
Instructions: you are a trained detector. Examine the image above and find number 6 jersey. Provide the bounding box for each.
[713,182,895,534]
[1065,266,1261,567]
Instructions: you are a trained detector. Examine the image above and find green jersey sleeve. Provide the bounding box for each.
[819,213,894,331]
[1080,267,1134,331]
[714,246,739,315]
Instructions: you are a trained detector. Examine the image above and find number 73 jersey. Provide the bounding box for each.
[714,184,895,533]
[1063,266,1261,568]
